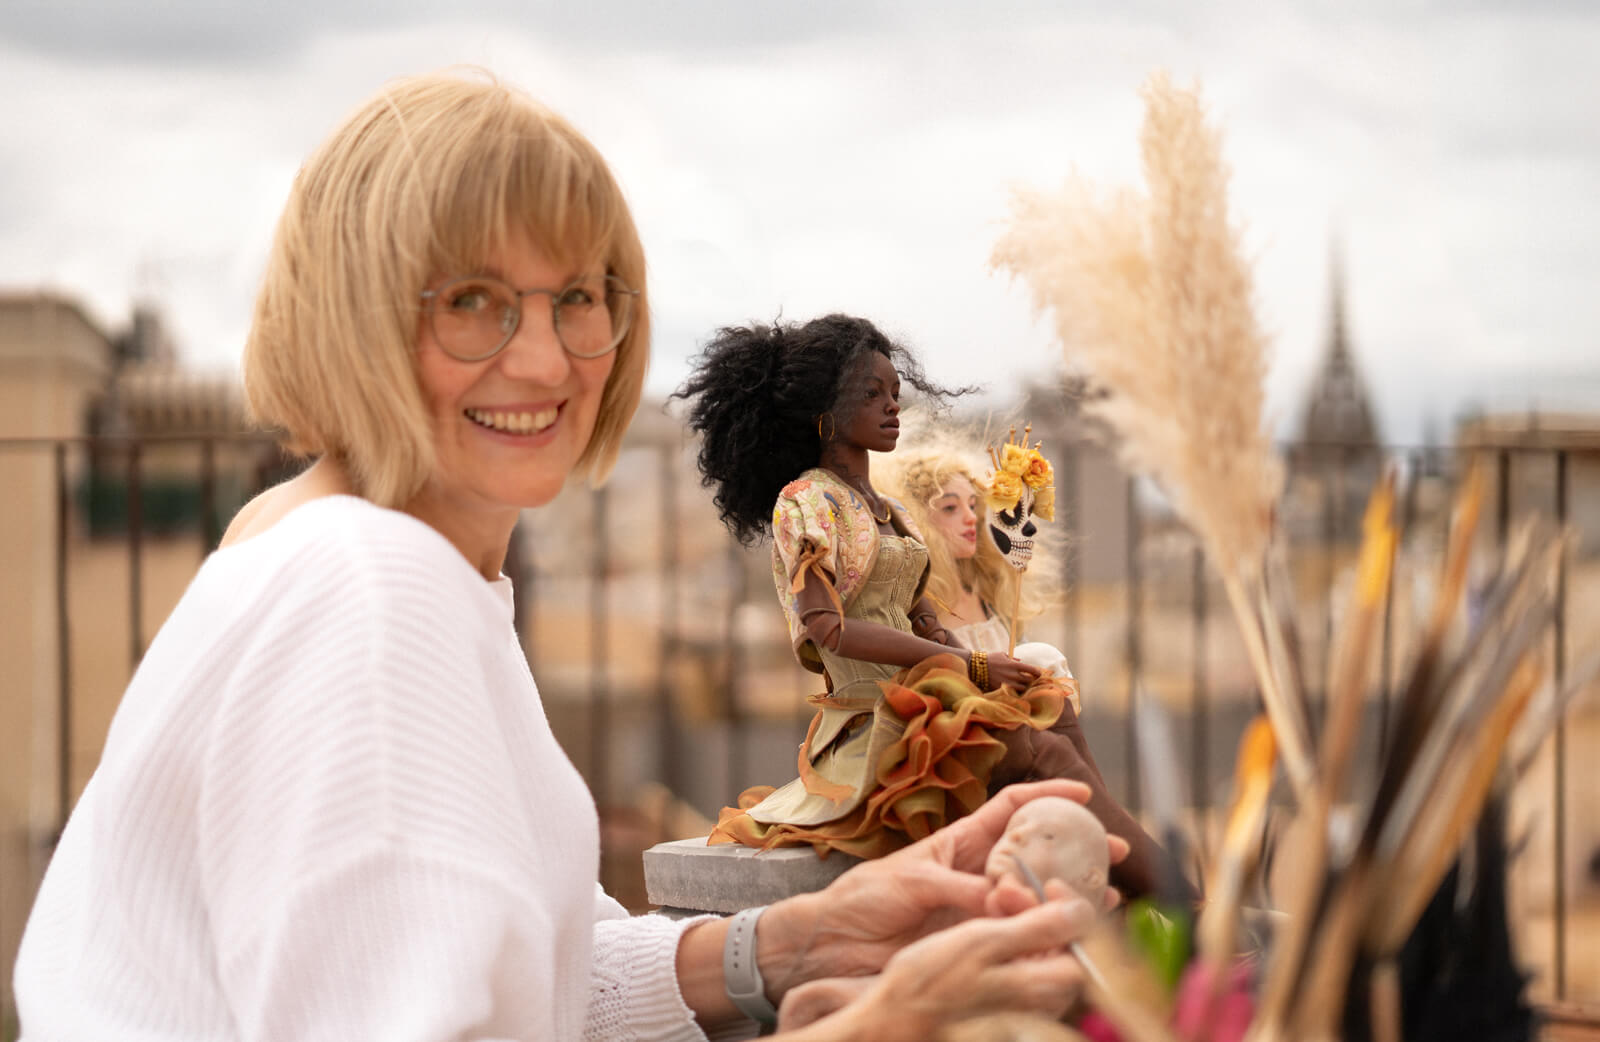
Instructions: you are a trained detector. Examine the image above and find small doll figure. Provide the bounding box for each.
[986,795,1111,913]
[678,315,1060,859]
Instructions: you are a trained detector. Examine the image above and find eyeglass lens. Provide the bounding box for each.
[429,276,632,361]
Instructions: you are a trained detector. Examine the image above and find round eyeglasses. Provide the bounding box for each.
[419,274,638,362]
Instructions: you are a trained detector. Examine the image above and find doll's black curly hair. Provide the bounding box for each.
[674,313,969,545]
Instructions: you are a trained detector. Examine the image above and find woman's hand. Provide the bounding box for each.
[777,894,1098,1040]
[756,780,1129,998]
[984,651,1042,691]
[777,975,874,1033]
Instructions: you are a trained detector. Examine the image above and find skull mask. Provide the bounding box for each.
[988,483,1038,570]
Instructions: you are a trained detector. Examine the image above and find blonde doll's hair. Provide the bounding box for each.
[886,449,1056,630]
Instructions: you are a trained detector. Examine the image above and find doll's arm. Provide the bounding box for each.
[795,563,966,670]
[908,596,957,647]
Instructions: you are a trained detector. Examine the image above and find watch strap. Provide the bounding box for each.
[723,905,778,1026]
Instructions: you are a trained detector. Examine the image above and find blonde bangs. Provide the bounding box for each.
[424,92,621,276]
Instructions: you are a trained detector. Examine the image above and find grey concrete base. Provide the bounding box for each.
[643,837,864,915]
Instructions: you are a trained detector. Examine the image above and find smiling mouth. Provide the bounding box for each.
[464,407,559,435]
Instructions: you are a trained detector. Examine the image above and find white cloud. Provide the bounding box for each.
[0,4,1596,446]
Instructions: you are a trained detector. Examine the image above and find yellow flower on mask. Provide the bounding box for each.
[1032,485,1056,522]
[984,424,1055,519]
[1021,451,1053,490]
[985,471,1025,512]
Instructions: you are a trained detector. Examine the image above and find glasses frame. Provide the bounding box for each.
[419,273,639,362]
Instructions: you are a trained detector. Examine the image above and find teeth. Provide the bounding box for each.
[465,407,559,434]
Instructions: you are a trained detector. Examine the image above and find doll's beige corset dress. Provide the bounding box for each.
[742,533,928,829]
[707,468,1066,858]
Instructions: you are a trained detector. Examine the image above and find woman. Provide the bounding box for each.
[677,318,1080,862]
[13,73,1121,1040]
[887,449,1196,903]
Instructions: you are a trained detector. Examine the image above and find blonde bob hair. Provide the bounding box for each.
[243,71,649,508]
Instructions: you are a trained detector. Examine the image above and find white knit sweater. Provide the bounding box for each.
[15,495,709,1041]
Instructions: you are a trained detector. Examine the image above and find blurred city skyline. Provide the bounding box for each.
[3,0,1597,445]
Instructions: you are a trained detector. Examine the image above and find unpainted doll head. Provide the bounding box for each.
[984,796,1109,911]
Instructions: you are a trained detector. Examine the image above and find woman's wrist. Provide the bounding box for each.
[676,896,827,1030]
[754,890,829,1001]
[756,890,898,1010]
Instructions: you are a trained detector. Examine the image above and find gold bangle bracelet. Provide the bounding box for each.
[968,650,989,691]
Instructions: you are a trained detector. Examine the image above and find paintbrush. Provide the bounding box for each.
[1010,853,1113,995]
[1266,487,1569,1040]
[1317,469,1398,803]
[1133,687,1198,914]
[1013,850,1183,1042]
[1197,717,1276,974]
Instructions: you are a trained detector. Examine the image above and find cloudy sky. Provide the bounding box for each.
[3,1,1596,444]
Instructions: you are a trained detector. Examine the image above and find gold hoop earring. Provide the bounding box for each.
[817,413,835,441]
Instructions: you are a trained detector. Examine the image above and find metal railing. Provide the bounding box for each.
[1,431,1594,1031]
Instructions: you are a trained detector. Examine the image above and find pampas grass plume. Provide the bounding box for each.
[992,71,1281,577]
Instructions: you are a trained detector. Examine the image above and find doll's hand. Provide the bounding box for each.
[986,652,1042,691]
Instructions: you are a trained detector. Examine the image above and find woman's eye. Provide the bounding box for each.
[557,285,599,309]
[447,287,496,312]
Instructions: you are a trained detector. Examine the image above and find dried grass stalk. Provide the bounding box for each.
[991,71,1281,577]
[992,71,1312,799]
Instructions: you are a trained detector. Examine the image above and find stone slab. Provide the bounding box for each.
[643,837,864,915]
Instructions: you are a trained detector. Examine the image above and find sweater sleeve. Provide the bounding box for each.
[217,844,573,1041]
[197,508,600,1040]
[586,888,717,1042]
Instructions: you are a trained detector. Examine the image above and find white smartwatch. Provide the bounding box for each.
[722,905,778,1026]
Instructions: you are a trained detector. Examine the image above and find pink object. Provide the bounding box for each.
[1076,1010,1123,1042]
[1172,961,1255,1042]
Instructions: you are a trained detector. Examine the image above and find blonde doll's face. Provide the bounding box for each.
[928,475,980,560]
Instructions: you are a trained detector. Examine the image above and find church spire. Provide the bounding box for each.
[1299,239,1380,449]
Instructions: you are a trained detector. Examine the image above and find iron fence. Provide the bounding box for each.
[1,431,1594,1032]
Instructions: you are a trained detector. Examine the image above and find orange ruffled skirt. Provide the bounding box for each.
[708,653,1067,860]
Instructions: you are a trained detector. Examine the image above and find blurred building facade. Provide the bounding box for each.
[0,293,113,1018]
[0,291,272,1027]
